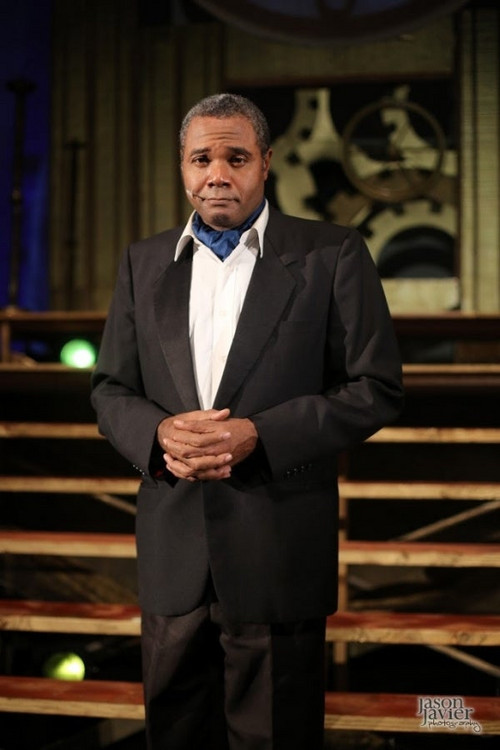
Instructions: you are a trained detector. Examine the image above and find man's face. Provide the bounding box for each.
[181,115,271,230]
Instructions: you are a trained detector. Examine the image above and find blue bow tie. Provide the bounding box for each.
[192,200,265,260]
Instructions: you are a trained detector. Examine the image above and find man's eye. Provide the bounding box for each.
[193,156,208,164]
[231,156,246,165]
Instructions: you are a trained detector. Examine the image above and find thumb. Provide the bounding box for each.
[208,408,231,421]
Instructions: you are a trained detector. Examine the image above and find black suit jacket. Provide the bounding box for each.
[91,207,404,622]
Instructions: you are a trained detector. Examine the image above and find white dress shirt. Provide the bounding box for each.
[174,201,269,409]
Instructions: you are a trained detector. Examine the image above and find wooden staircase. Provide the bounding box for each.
[1,310,500,740]
[1,419,499,734]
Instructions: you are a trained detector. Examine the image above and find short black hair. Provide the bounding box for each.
[180,93,271,158]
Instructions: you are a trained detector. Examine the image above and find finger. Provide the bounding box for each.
[170,427,232,451]
[164,451,233,473]
[172,418,231,436]
[164,454,197,480]
[185,452,233,471]
[164,433,232,458]
[163,439,203,459]
[208,408,230,421]
[172,427,231,446]
[194,465,232,481]
[177,408,230,423]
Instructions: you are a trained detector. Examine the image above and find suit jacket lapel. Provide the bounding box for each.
[213,237,297,410]
[152,213,299,414]
[153,242,201,412]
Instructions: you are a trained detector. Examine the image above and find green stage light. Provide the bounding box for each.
[43,652,86,681]
[60,338,96,368]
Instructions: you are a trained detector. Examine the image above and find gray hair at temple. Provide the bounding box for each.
[179,93,271,159]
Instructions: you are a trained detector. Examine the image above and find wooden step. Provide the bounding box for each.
[0,477,139,494]
[2,476,500,502]
[0,676,144,719]
[0,531,136,557]
[1,531,500,566]
[401,363,500,393]
[0,677,498,734]
[2,600,500,646]
[324,691,500,734]
[367,426,500,443]
[2,422,499,443]
[326,611,500,646]
[340,540,500,567]
[338,481,500,501]
[0,600,141,636]
[0,422,102,439]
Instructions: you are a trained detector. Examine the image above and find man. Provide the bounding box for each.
[91,93,403,750]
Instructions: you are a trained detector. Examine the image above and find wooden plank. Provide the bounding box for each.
[0,422,102,439]
[340,540,500,567]
[0,600,141,636]
[398,500,500,541]
[2,476,500,502]
[1,310,498,338]
[0,310,106,335]
[324,692,500,734]
[3,601,500,645]
[402,363,500,393]
[326,611,500,646]
[0,677,498,733]
[1,532,499,567]
[338,481,500,501]
[0,531,136,557]
[0,477,139,494]
[368,426,500,443]
[2,422,500,442]
[404,364,500,376]
[0,676,144,719]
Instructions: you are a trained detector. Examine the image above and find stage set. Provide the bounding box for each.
[0,1,499,748]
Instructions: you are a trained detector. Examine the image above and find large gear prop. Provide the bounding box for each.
[269,85,458,313]
[341,96,446,204]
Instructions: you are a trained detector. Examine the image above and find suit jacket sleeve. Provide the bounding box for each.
[250,227,404,480]
[90,245,170,476]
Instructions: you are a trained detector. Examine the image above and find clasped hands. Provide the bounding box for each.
[157,408,258,481]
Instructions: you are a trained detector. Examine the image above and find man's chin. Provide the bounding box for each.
[203,211,236,230]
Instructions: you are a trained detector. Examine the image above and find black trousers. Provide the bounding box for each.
[141,603,326,750]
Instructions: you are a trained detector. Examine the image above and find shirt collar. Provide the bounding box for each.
[174,200,269,261]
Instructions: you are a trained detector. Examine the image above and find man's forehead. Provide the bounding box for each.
[185,115,258,143]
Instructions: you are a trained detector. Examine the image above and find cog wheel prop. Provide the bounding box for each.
[342,97,446,204]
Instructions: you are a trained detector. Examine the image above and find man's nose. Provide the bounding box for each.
[207,162,231,187]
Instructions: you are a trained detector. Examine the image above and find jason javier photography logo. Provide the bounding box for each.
[417,696,483,733]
